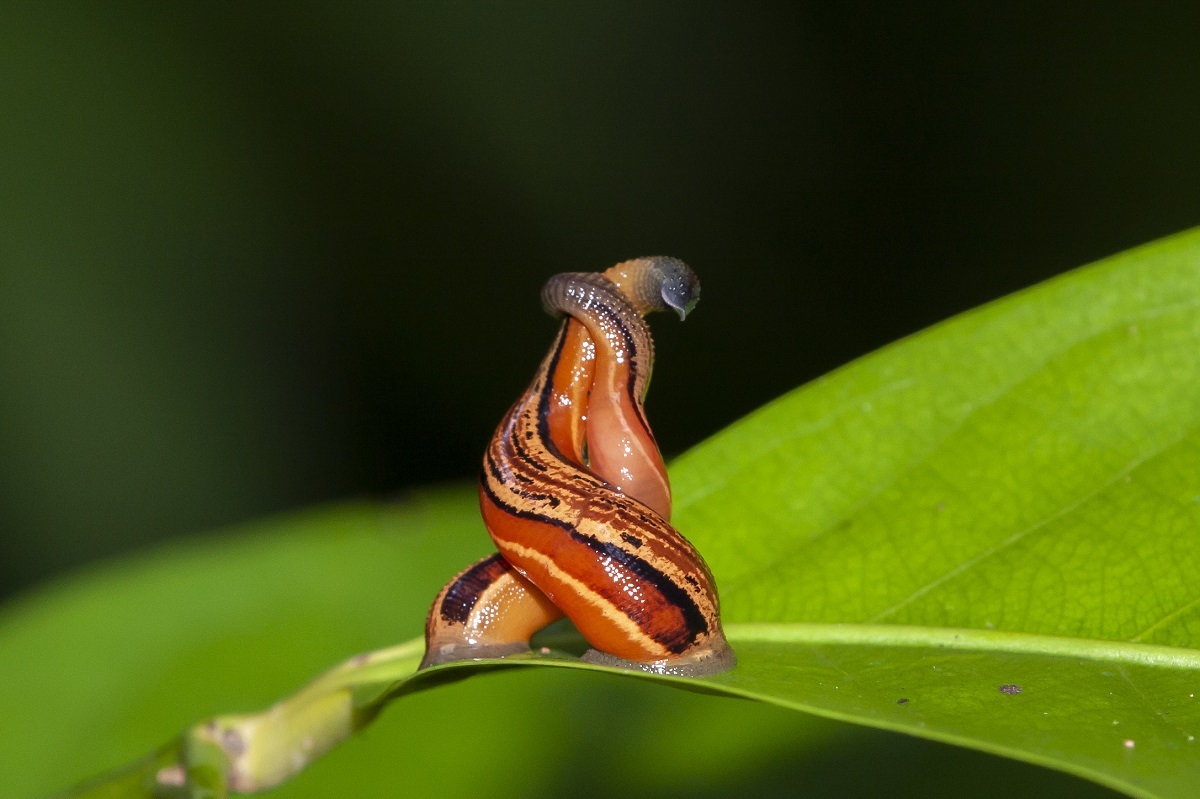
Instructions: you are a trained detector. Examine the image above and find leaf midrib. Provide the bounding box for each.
[721,623,1200,670]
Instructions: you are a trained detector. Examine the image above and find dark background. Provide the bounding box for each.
[3,2,1199,602]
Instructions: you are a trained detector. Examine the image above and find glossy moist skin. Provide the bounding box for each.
[421,258,734,677]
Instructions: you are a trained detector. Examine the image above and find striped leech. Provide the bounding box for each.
[420,257,734,677]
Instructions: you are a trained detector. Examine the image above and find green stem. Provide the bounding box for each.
[176,638,425,795]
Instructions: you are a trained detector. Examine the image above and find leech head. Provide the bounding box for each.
[651,257,701,320]
[604,256,701,320]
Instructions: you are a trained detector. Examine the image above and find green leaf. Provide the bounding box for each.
[5,229,1200,798]
[667,225,1200,795]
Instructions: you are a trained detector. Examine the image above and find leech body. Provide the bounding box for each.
[421,552,562,662]
[544,319,596,471]
[554,265,672,520]
[421,258,733,676]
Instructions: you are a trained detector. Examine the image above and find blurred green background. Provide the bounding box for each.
[4,3,1199,797]
[6,2,1200,600]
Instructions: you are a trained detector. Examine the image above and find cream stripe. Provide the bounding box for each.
[573,516,715,610]
[486,469,715,613]
[496,539,668,657]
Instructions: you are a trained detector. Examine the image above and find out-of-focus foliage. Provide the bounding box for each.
[4,4,1200,596]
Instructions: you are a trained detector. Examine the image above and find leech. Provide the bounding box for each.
[421,257,733,676]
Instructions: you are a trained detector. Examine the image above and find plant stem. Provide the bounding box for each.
[172,638,425,795]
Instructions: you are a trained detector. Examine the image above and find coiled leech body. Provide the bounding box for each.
[421,258,734,677]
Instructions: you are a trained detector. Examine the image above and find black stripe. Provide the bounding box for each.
[568,531,709,654]
[438,554,511,624]
[545,287,649,439]
[601,302,643,405]
[481,475,577,534]
[483,476,708,654]
[577,295,653,442]
[492,397,687,565]
[492,402,692,570]
[484,449,561,508]
[535,322,571,462]
[492,419,593,503]
[586,300,640,380]
[506,414,550,472]
[497,417,549,473]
